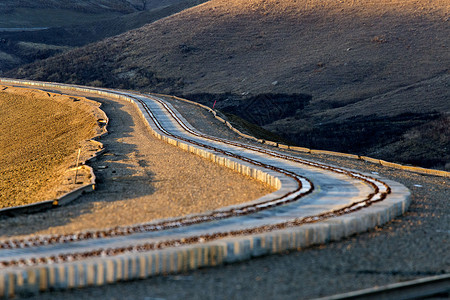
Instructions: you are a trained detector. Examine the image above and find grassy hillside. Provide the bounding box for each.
[0,1,191,27]
[0,0,206,72]
[0,0,182,17]
[0,86,97,208]
[7,0,450,169]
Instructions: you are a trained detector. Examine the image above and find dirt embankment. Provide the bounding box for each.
[0,85,104,209]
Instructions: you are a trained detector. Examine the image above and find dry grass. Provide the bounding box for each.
[0,86,98,208]
[0,0,206,74]
[12,0,448,105]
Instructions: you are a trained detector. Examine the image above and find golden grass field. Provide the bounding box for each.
[0,86,98,208]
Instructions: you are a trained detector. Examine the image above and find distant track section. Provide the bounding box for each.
[313,273,450,300]
[0,78,410,298]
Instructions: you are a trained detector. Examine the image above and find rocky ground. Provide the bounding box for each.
[15,93,449,299]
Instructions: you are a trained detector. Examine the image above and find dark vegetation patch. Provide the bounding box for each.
[0,0,208,73]
[372,114,450,169]
[283,112,442,153]
[183,93,449,169]
[11,44,184,91]
[182,93,312,126]
[221,112,293,145]
[267,112,449,170]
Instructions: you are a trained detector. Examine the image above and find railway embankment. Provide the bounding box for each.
[0,79,420,299]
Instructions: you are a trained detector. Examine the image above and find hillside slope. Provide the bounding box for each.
[0,0,206,72]
[7,0,450,169]
[0,0,183,16]
[0,86,98,208]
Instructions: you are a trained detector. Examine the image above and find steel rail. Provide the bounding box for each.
[0,87,387,250]
[0,91,313,250]
[0,83,395,269]
[144,93,390,198]
[312,273,450,300]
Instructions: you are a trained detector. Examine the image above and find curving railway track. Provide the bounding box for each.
[0,79,410,297]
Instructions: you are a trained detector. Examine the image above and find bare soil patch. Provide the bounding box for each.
[0,85,102,209]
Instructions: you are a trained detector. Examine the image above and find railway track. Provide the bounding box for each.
[313,273,450,300]
[0,79,411,297]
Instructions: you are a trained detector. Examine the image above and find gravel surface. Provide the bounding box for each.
[15,95,450,299]
[0,92,273,238]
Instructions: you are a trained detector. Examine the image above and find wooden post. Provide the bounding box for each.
[74,148,81,184]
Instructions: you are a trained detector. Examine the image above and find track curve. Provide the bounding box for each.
[0,79,410,298]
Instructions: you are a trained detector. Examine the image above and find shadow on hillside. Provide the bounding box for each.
[182,92,449,170]
[183,92,312,126]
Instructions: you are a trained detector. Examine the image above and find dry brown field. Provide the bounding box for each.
[0,86,99,208]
